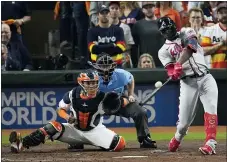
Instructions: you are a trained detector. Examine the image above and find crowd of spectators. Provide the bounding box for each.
[1,1,227,71]
[1,1,33,71]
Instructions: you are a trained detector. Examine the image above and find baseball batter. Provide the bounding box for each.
[9,70,125,153]
[157,17,218,155]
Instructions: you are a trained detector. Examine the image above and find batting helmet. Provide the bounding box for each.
[157,17,179,41]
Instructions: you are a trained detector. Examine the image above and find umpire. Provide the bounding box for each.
[94,54,157,148]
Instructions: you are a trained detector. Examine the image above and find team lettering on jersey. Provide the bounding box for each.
[212,36,221,43]
[98,36,116,43]
[170,44,183,57]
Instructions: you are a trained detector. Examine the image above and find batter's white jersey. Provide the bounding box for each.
[158,27,208,77]
[158,28,218,144]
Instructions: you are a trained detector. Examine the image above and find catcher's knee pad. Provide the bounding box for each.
[22,121,64,148]
[109,135,126,152]
[42,121,65,140]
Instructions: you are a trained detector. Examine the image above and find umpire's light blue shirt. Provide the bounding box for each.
[99,68,133,95]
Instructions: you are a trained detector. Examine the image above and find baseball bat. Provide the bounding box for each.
[88,60,171,105]
[139,77,171,106]
[87,61,93,66]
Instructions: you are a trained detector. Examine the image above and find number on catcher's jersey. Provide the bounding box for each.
[78,111,90,129]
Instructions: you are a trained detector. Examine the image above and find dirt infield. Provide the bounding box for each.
[2,127,226,162]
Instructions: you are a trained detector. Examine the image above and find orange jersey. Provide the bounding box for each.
[201,23,227,69]
[154,8,182,31]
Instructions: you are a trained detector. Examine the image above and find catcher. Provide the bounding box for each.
[85,54,157,149]
[9,70,126,153]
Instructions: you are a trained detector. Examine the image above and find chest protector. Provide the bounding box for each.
[70,87,105,131]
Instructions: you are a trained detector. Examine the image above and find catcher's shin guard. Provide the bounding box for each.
[22,121,64,149]
[109,135,126,152]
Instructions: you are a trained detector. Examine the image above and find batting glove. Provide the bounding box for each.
[172,62,183,80]
[166,64,174,78]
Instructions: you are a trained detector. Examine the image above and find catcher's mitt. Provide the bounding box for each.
[102,92,122,115]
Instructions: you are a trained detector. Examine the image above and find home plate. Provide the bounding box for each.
[113,156,148,159]
[151,149,167,153]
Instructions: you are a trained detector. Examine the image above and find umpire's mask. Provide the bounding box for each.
[95,53,117,83]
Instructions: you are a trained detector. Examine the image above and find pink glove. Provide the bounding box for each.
[166,64,174,78]
[172,62,183,80]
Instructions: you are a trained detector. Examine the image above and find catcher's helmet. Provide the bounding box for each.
[77,69,99,98]
[157,17,178,41]
[95,53,117,82]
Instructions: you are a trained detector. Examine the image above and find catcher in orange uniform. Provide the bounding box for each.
[9,70,126,153]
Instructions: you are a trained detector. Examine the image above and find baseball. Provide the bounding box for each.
[155,81,163,88]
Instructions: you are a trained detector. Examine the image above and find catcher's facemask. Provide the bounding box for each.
[95,53,117,83]
[102,92,122,115]
[77,71,99,98]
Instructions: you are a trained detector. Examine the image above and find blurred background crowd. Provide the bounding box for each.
[1,1,227,71]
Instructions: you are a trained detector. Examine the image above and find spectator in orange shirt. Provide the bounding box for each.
[172,2,189,27]
[154,2,181,31]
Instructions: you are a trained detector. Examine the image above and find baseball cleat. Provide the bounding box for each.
[199,139,217,155]
[68,144,84,150]
[9,131,23,153]
[140,137,157,148]
[168,137,180,152]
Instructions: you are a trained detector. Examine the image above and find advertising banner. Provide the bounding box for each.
[1,85,179,129]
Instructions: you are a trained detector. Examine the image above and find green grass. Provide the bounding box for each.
[2,132,226,145]
[119,132,226,141]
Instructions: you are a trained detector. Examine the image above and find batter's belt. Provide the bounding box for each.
[181,71,210,80]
